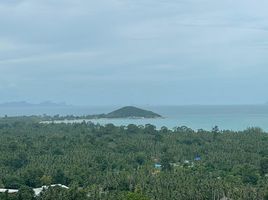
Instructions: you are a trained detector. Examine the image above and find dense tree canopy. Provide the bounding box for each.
[0,117,268,199]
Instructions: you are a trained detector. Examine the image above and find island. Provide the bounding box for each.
[105,106,162,118]
[34,106,162,122]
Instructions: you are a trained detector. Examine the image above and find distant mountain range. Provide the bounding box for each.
[0,101,69,107]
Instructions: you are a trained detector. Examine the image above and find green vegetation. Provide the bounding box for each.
[106,106,161,118]
[0,117,268,199]
[31,106,161,122]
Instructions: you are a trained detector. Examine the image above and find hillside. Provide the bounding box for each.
[105,106,162,118]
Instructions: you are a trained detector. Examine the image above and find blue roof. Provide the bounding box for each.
[194,156,201,161]
[154,164,162,168]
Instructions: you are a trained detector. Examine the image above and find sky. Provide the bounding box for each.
[0,0,268,106]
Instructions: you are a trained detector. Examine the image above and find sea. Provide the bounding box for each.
[1,105,268,131]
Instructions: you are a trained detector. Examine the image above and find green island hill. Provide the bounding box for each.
[105,106,162,118]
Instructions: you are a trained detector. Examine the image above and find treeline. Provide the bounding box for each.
[0,118,268,199]
[0,114,106,122]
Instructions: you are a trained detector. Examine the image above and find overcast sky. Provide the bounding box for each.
[0,0,268,105]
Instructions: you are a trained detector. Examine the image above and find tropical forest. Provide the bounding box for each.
[0,117,268,200]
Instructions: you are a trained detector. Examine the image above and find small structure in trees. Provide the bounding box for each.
[0,184,69,196]
[154,163,162,169]
[194,156,201,161]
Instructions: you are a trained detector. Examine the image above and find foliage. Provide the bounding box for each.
[106,106,161,118]
[0,118,268,199]
[120,192,150,200]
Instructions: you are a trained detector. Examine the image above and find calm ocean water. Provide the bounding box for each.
[1,105,268,131]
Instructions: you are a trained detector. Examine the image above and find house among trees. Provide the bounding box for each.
[194,156,201,161]
[0,189,19,194]
[0,184,69,196]
[154,163,162,169]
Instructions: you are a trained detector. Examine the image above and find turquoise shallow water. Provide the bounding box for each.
[2,105,268,131]
[83,105,268,131]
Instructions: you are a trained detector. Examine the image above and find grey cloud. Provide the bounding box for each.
[1,0,268,105]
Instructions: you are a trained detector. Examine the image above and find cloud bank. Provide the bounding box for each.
[1,0,268,105]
